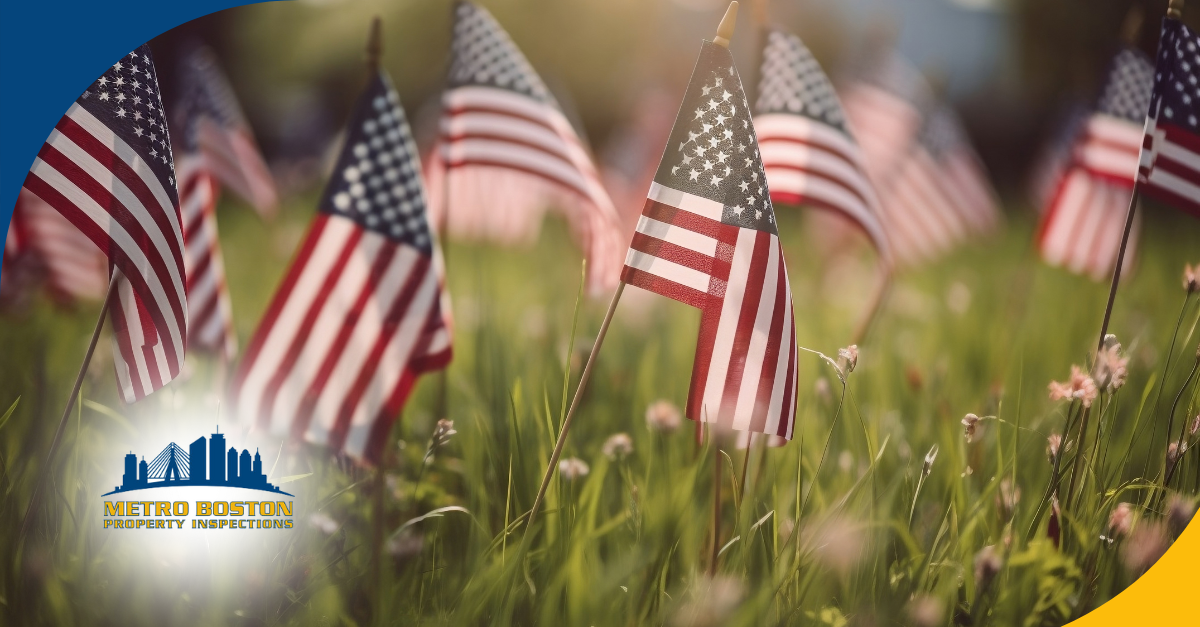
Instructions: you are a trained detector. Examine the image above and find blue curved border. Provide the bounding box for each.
[0,0,277,268]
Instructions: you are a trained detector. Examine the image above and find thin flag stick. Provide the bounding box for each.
[19,270,120,544]
[709,425,722,576]
[1095,189,1139,352]
[432,2,460,423]
[851,261,893,345]
[748,0,770,103]
[1094,0,1161,351]
[361,17,391,612]
[527,281,625,530]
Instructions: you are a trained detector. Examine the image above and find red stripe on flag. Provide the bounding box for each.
[641,200,727,241]
[232,214,331,408]
[619,266,712,310]
[444,159,592,203]
[749,254,788,434]
[687,305,723,424]
[628,232,731,279]
[23,172,182,375]
[35,143,186,336]
[362,304,451,464]
[56,117,184,274]
[716,232,771,425]
[326,255,433,454]
[254,227,363,429]
[288,243,400,442]
[776,323,797,438]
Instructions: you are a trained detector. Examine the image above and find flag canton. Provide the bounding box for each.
[176,45,247,152]
[1097,47,1155,121]
[857,53,933,110]
[918,106,967,158]
[655,42,777,235]
[448,1,552,105]
[757,30,848,134]
[1151,19,1200,130]
[77,45,178,203]
[321,72,432,254]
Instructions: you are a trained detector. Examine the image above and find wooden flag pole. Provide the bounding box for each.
[1095,1,1162,353]
[19,270,120,545]
[365,16,383,74]
[851,260,893,345]
[361,17,391,617]
[527,281,625,530]
[709,425,722,576]
[433,3,459,423]
[526,2,742,534]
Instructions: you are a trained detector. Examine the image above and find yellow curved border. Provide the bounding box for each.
[1071,516,1197,624]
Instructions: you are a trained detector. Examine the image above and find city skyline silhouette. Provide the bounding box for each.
[102,427,293,496]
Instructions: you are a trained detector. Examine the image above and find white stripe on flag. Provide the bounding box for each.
[700,228,758,421]
[302,243,422,444]
[339,268,440,459]
[731,238,780,431]
[624,249,713,293]
[648,182,724,220]
[634,215,719,256]
[236,218,357,425]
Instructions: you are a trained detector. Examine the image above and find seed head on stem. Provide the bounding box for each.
[962,414,980,443]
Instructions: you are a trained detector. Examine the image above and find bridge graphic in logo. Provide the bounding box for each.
[102,427,293,496]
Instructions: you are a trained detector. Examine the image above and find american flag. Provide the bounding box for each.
[175,45,277,217]
[174,45,277,359]
[22,45,187,403]
[621,41,797,439]
[231,71,451,464]
[15,188,108,302]
[1139,16,1200,216]
[754,30,889,258]
[1038,47,1153,280]
[1029,104,1087,212]
[840,55,999,264]
[920,107,1002,236]
[426,1,623,294]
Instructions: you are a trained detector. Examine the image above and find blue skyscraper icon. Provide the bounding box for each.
[102,428,292,496]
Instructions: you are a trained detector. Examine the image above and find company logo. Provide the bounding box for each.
[101,427,295,532]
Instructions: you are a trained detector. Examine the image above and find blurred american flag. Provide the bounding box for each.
[174,45,278,359]
[1037,47,1153,280]
[426,1,623,294]
[232,71,450,464]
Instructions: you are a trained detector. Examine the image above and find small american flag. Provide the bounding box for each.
[1038,47,1153,280]
[841,55,999,264]
[754,30,890,258]
[427,1,623,294]
[23,45,187,403]
[920,107,1002,236]
[1139,16,1200,216]
[174,45,277,359]
[231,71,451,464]
[175,45,278,217]
[15,188,108,302]
[622,41,797,439]
[1029,104,1087,212]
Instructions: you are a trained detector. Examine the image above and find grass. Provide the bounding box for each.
[1,194,1198,626]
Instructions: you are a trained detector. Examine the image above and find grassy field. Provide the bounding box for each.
[1,193,1198,626]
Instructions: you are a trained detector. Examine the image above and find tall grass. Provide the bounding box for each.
[1,196,1198,625]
